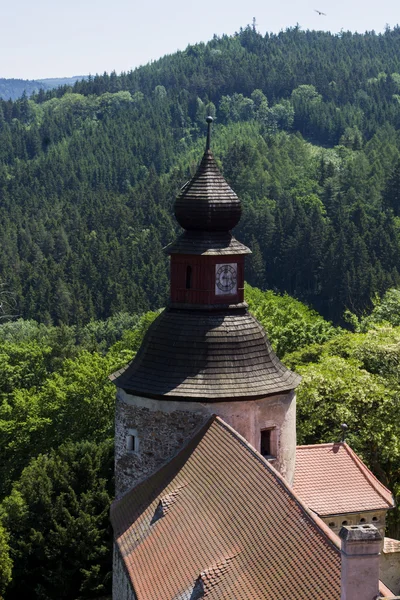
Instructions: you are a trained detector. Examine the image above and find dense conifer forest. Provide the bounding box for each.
[1,25,400,598]
[2,26,400,325]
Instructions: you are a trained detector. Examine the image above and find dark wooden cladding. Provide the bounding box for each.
[112,308,301,399]
[175,150,241,232]
[170,254,245,305]
[164,231,251,256]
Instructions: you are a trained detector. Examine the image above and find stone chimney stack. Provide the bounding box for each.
[340,524,382,600]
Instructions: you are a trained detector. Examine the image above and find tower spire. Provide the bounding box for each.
[205,115,213,151]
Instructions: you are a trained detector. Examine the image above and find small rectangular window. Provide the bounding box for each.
[260,429,274,458]
[126,434,135,452]
[185,265,192,289]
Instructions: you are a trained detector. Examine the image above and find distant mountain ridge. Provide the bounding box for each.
[0,76,87,100]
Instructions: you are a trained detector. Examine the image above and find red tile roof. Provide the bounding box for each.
[294,443,394,516]
[111,416,342,600]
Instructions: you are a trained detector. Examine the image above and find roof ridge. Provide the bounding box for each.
[342,443,393,508]
[296,442,342,450]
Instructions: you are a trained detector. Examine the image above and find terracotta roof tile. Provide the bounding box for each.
[294,443,394,515]
[111,417,341,600]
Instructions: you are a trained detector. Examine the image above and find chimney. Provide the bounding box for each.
[340,524,382,600]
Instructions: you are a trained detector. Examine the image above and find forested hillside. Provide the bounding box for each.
[1,26,400,325]
[0,286,399,599]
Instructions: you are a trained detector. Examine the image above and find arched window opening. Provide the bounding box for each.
[186,265,192,289]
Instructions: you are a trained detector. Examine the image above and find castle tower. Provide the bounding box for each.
[112,118,301,498]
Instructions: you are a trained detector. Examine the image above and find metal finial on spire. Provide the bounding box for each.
[341,423,348,442]
[206,116,213,151]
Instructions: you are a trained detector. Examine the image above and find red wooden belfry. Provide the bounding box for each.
[167,118,248,306]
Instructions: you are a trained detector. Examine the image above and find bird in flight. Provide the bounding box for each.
[315,9,327,15]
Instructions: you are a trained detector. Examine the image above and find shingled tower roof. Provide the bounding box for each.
[112,308,300,399]
[174,151,241,232]
[112,117,301,400]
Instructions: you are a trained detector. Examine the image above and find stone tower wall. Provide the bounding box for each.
[113,547,137,600]
[115,388,296,498]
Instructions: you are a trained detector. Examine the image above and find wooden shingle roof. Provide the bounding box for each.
[164,231,251,256]
[174,149,241,232]
[111,416,342,600]
[112,307,301,399]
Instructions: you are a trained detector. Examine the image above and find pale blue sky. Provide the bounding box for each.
[1,0,398,80]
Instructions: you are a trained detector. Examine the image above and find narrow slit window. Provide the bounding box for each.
[185,265,192,289]
[126,435,135,452]
[260,429,272,457]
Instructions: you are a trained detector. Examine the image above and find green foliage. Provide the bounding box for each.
[296,355,398,456]
[357,288,400,330]
[286,321,400,537]
[107,310,160,369]
[245,284,338,357]
[0,350,115,495]
[0,524,12,598]
[0,310,156,498]
[1,440,113,600]
[0,309,158,597]
[0,340,52,394]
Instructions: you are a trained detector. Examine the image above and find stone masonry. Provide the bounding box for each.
[115,390,208,498]
[115,387,297,498]
[113,547,136,600]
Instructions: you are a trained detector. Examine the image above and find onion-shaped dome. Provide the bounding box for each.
[174,118,241,232]
[112,307,301,400]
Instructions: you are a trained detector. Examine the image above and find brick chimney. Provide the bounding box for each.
[340,524,381,600]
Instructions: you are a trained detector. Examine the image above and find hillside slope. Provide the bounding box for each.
[1,27,400,324]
